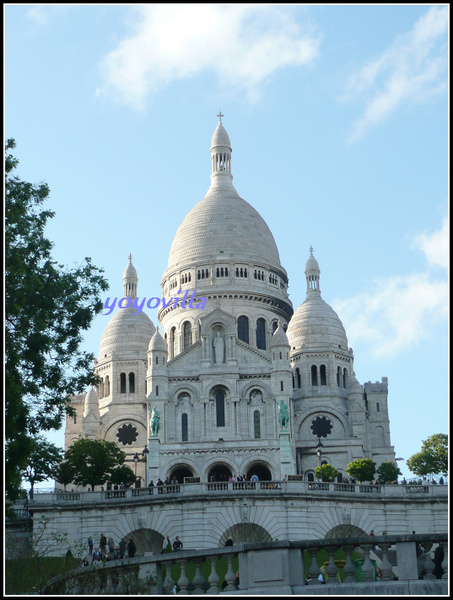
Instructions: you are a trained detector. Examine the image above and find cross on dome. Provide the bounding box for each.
[309,246,314,256]
[217,110,224,123]
[128,253,133,263]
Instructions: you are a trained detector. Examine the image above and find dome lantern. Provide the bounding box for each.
[305,246,321,294]
[210,111,233,182]
[123,253,138,299]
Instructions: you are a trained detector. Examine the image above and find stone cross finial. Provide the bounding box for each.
[309,246,314,256]
[128,253,133,262]
[217,110,224,123]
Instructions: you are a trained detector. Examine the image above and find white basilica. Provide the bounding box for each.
[64,116,395,487]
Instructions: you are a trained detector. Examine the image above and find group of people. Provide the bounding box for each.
[83,533,136,565]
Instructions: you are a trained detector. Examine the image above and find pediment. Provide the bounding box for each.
[199,308,236,336]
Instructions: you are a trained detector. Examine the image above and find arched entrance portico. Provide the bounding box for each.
[219,523,272,546]
[126,528,165,555]
[168,465,194,483]
[208,463,232,482]
[246,462,272,481]
[325,524,367,538]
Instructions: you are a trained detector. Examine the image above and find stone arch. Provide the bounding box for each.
[324,524,367,539]
[168,463,195,483]
[125,528,165,555]
[245,460,273,481]
[219,523,272,546]
[206,461,233,482]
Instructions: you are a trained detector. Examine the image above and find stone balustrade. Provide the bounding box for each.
[32,480,447,505]
[44,534,447,595]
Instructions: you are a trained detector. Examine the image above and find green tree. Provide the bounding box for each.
[63,438,128,490]
[346,458,376,483]
[5,139,108,502]
[376,461,402,483]
[110,464,137,487]
[407,433,448,478]
[23,437,63,499]
[314,464,338,482]
[54,460,76,491]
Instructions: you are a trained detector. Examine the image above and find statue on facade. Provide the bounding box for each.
[277,400,289,431]
[149,406,160,437]
[213,331,225,364]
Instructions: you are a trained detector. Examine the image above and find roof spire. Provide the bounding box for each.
[305,247,321,294]
[123,255,138,299]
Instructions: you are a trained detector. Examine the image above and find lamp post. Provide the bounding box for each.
[316,438,323,482]
[133,453,139,480]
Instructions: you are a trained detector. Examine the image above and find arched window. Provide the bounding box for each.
[182,413,188,442]
[99,378,104,399]
[237,316,249,344]
[256,318,266,350]
[128,372,135,394]
[320,365,327,386]
[343,368,348,388]
[216,392,225,427]
[156,385,159,396]
[280,381,284,391]
[311,365,318,387]
[376,402,380,413]
[183,321,192,350]
[170,327,176,359]
[337,366,342,387]
[156,356,159,364]
[120,372,126,394]
[254,410,261,439]
[272,321,278,333]
[296,368,301,389]
[105,375,110,396]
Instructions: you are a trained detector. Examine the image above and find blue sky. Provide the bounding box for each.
[5,4,448,485]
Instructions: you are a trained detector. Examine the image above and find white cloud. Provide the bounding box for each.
[343,6,448,142]
[96,5,321,109]
[332,218,449,359]
[411,214,449,270]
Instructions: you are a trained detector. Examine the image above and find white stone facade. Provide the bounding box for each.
[64,117,395,490]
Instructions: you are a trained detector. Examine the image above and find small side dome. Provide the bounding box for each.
[100,307,155,360]
[270,321,289,348]
[148,327,167,353]
[99,258,155,359]
[287,249,348,350]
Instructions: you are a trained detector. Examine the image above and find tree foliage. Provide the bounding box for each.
[314,464,338,482]
[346,458,376,483]
[63,438,128,490]
[406,433,448,477]
[376,461,402,483]
[5,139,109,502]
[23,437,63,498]
[110,464,137,487]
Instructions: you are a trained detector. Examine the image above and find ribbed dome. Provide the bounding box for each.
[287,294,348,350]
[99,306,155,359]
[211,122,231,149]
[168,188,282,271]
[167,118,284,274]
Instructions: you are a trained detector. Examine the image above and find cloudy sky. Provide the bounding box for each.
[5,4,448,484]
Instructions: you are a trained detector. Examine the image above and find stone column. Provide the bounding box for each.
[147,437,160,484]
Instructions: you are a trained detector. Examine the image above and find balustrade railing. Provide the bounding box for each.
[43,534,448,595]
[30,480,447,506]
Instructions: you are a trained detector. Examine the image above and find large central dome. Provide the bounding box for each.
[168,189,282,271]
[167,118,284,274]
